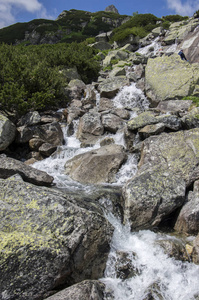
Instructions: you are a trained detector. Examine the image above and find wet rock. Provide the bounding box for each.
[181,107,199,129]
[192,234,199,264]
[65,144,127,184]
[157,239,190,262]
[0,154,54,186]
[0,175,113,300]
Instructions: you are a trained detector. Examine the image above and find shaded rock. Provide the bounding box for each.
[29,137,44,151]
[59,66,81,82]
[101,113,124,133]
[0,175,113,300]
[0,154,54,186]
[82,84,97,107]
[65,144,127,184]
[39,143,57,157]
[100,137,115,146]
[35,122,64,146]
[174,182,199,234]
[0,114,16,151]
[17,111,41,127]
[145,54,199,105]
[91,41,112,51]
[181,107,199,129]
[98,77,129,98]
[44,280,105,300]
[138,123,165,139]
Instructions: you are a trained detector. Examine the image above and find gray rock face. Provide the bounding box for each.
[98,77,129,98]
[65,144,127,184]
[0,114,16,151]
[44,280,105,300]
[0,154,54,186]
[105,5,119,14]
[123,128,199,229]
[0,175,113,300]
[145,55,199,105]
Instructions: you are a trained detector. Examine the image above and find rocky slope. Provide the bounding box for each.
[1,15,199,300]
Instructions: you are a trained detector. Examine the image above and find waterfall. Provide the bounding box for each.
[32,81,199,299]
[100,214,199,300]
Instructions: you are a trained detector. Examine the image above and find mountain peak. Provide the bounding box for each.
[105,5,119,14]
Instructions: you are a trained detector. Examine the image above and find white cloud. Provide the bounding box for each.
[0,0,55,29]
[167,0,199,16]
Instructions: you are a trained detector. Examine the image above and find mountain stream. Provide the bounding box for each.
[32,82,199,300]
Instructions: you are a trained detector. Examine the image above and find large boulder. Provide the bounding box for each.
[0,114,16,151]
[0,175,113,300]
[65,144,127,184]
[0,154,54,186]
[122,128,199,229]
[145,54,199,105]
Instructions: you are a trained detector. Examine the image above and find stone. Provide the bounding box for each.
[145,54,199,105]
[0,114,16,151]
[77,109,104,141]
[174,187,199,235]
[0,154,54,186]
[0,175,113,300]
[44,280,105,300]
[98,77,129,98]
[65,144,127,184]
[101,113,124,133]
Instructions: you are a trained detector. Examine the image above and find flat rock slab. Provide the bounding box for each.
[0,154,54,186]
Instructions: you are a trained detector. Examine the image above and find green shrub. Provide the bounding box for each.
[162,15,189,22]
[182,96,199,106]
[111,13,160,42]
[0,42,100,115]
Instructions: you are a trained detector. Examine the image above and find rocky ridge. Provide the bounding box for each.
[1,15,199,300]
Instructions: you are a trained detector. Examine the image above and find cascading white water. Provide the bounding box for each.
[100,214,199,300]
[32,81,199,299]
[32,83,148,188]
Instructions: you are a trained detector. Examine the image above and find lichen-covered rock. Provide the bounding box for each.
[0,114,16,151]
[155,100,193,116]
[65,144,127,184]
[127,111,181,132]
[145,54,199,105]
[123,128,199,229]
[122,167,186,229]
[0,154,54,186]
[0,175,113,300]
[44,280,105,300]
[181,107,199,129]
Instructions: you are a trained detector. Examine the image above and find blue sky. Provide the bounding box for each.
[0,0,199,29]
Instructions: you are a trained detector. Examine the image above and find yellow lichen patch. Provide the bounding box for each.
[26,199,40,210]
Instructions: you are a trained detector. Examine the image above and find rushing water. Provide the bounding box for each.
[32,83,199,299]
